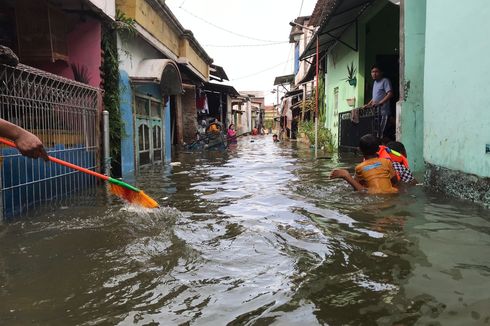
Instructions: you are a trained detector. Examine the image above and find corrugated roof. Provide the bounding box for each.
[310,0,336,26]
[273,74,295,86]
[300,0,374,59]
[203,82,240,97]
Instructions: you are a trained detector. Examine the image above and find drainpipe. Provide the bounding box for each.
[103,110,111,177]
[314,35,319,158]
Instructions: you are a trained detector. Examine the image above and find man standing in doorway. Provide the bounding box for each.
[364,64,393,140]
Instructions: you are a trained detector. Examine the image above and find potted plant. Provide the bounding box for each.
[346,97,356,107]
[345,61,357,87]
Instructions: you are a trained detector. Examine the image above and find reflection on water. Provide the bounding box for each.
[1,136,490,325]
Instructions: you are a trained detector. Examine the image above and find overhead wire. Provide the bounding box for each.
[298,0,305,16]
[178,5,284,43]
[230,59,294,81]
[204,41,288,48]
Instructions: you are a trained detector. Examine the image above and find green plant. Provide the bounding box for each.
[100,11,137,177]
[71,64,91,84]
[345,61,357,86]
[264,119,274,130]
[298,120,335,153]
[115,10,136,38]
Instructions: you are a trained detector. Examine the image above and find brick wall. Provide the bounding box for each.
[181,85,197,144]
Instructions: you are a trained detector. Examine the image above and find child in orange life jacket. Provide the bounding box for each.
[331,134,398,194]
[380,141,417,184]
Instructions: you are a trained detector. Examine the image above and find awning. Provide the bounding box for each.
[300,0,373,60]
[284,89,303,98]
[203,82,240,97]
[273,74,295,86]
[210,64,229,82]
[297,62,316,84]
[130,59,183,95]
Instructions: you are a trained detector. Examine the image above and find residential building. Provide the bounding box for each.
[399,0,490,205]
[231,95,252,136]
[0,0,111,218]
[116,0,213,176]
[301,0,399,151]
[301,0,489,205]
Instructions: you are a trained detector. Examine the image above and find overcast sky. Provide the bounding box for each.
[165,0,317,105]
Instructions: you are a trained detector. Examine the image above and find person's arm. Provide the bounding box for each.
[363,99,374,108]
[376,79,394,106]
[377,90,393,106]
[0,119,48,160]
[330,169,366,191]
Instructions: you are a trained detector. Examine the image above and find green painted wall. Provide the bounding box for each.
[399,0,426,172]
[324,0,398,147]
[423,0,490,177]
[325,25,360,145]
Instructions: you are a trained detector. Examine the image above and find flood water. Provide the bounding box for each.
[1,136,490,325]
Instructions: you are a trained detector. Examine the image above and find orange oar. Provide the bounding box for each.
[0,138,159,208]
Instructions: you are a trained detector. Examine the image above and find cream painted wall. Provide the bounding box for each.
[117,0,209,80]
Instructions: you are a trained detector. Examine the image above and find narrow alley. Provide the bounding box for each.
[1,136,489,325]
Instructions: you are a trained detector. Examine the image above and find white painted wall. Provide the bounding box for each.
[117,34,164,76]
[295,28,314,85]
[87,0,115,20]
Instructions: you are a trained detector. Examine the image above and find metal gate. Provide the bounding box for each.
[338,107,380,150]
[0,63,101,219]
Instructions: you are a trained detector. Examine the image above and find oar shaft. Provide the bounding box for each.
[0,138,109,181]
[48,156,109,181]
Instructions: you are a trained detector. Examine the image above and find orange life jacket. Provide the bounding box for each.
[377,145,409,169]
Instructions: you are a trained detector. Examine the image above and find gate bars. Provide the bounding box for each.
[0,63,101,219]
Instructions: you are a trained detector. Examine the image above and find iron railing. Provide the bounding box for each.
[0,63,101,219]
[338,106,380,150]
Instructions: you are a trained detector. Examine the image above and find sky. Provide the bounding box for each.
[165,0,317,105]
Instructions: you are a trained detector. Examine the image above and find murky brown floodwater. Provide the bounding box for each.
[1,136,490,325]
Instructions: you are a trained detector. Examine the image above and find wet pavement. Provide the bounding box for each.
[1,135,490,325]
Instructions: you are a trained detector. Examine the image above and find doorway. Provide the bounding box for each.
[135,95,163,167]
[364,3,400,141]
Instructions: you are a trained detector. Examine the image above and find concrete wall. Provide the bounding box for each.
[325,26,360,146]
[119,70,136,177]
[324,1,398,147]
[294,28,314,85]
[423,0,490,178]
[118,35,164,75]
[88,0,116,20]
[117,0,209,80]
[38,18,102,88]
[399,0,426,172]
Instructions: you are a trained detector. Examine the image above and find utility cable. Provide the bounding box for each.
[204,41,288,48]
[230,59,294,81]
[178,6,284,43]
[298,0,305,16]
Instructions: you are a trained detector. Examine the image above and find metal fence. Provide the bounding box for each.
[338,107,380,150]
[0,63,101,219]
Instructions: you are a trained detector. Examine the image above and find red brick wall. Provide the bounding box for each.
[182,85,197,144]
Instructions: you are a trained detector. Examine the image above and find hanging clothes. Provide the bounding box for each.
[196,90,209,114]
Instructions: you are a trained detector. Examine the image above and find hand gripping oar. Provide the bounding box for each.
[0,138,159,208]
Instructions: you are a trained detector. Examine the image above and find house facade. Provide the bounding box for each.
[299,0,489,205]
[0,0,110,218]
[301,0,399,150]
[399,0,490,205]
[116,0,213,177]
